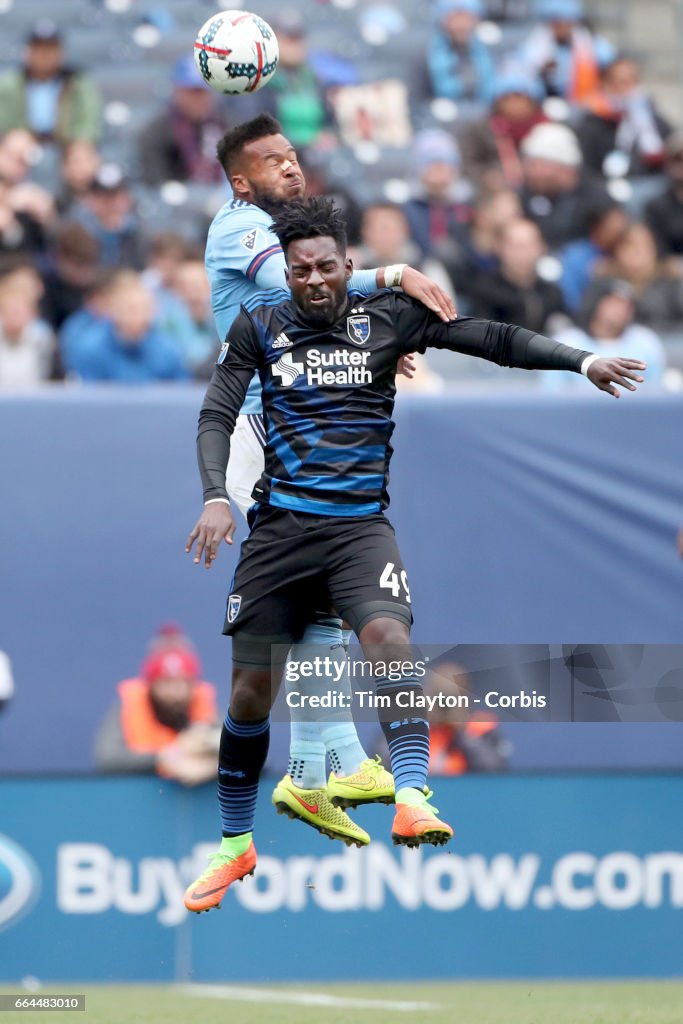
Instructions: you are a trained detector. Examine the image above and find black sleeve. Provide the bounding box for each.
[392,293,591,373]
[196,309,261,502]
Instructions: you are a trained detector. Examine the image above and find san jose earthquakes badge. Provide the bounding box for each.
[347,314,370,345]
[227,594,242,623]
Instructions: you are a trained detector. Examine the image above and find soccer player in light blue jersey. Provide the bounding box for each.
[202,114,456,845]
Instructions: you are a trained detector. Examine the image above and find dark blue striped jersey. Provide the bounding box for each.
[198,290,589,516]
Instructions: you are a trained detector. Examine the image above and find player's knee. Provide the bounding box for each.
[230,669,272,720]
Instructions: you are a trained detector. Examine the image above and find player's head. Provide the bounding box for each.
[216,114,305,214]
[271,197,352,325]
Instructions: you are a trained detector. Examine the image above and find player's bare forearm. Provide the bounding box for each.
[186,500,236,569]
[379,265,457,323]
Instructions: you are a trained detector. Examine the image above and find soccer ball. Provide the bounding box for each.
[193,10,279,95]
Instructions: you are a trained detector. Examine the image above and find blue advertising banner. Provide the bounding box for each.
[1,776,681,982]
[1,390,683,775]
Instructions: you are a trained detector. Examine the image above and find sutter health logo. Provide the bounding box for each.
[272,349,372,388]
[0,834,41,930]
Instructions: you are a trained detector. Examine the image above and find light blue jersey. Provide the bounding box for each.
[205,197,378,414]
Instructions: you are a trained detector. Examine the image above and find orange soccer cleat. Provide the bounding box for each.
[184,842,256,913]
[391,789,454,848]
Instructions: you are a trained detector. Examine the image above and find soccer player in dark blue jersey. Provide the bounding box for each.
[207,114,458,848]
[183,198,646,912]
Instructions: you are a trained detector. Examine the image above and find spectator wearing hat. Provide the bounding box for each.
[94,634,219,784]
[645,131,683,260]
[245,11,328,148]
[413,0,497,109]
[519,0,615,103]
[576,55,670,179]
[0,20,102,143]
[63,270,188,383]
[519,121,609,250]
[471,217,568,333]
[540,279,666,389]
[458,74,548,191]
[403,129,472,263]
[138,57,229,186]
[72,163,145,269]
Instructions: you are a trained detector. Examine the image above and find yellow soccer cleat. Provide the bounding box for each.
[391,788,453,848]
[327,756,395,809]
[184,842,256,913]
[272,775,370,847]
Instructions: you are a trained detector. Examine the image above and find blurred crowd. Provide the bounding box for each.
[0,0,682,390]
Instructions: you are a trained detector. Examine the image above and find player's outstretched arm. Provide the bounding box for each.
[583,356,646,398]
[394,301,647,392]
[186,501,236,569]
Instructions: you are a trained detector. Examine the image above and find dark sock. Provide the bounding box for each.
[376,676,429,792]
[217,712,270,837]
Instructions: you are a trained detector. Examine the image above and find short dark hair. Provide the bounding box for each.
[216,113,282,178]
[585,198,625,233]
[270,197,347,260]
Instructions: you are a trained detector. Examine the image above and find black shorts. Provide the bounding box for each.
[223,506,413,667]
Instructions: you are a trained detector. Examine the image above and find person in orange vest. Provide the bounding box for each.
[424,663,510,775]
[519,0,615,105]
[94,630,219,785]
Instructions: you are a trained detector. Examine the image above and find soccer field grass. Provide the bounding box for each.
[1,982,683,1024]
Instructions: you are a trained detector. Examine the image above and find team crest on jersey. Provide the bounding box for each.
[347,315,370,345]
[227,594,242,623]
[240,229,258,251]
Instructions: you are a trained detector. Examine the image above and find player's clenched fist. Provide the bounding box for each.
[186,501,235,568]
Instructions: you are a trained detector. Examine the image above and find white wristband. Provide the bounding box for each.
[384,264,406,289]
[580,354,600,376]
[204,497,230,506]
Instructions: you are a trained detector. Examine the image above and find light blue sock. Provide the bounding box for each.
[291,622,368,778]
[286,625,329,788]
[287,725,326,789]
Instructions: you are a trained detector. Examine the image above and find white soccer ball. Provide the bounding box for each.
[193,10,279,95]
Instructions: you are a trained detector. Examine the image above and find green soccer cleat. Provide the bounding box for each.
[327,755,395,809]
[272,775,370,847]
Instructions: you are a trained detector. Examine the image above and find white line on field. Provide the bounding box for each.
[178,983,439,1012]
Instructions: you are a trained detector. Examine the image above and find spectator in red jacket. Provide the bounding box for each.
[94,629,219,785]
